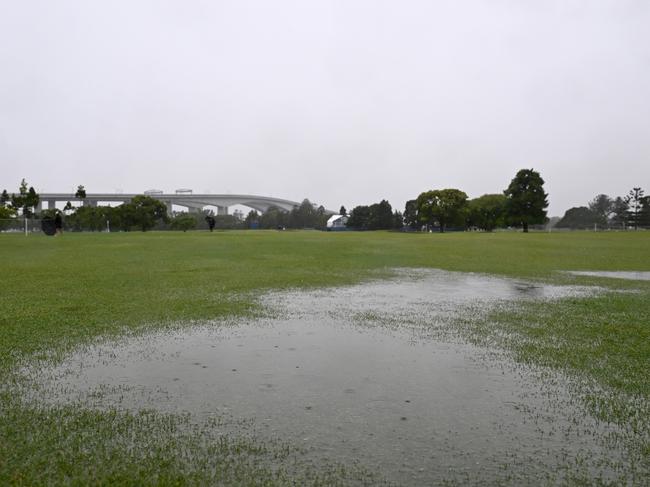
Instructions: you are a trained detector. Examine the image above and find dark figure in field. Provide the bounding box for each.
[54,212,63,236]
[206,215,216,232]
[41,217,56,236]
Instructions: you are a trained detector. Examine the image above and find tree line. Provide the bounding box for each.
[0,181,331,232]
[344,200,403,230]
[2,174,648,233]
[0,179,41,230]
[346,169,549,232]
[555,188,649,230]
[0,179,39,221]
[243,199,329,229]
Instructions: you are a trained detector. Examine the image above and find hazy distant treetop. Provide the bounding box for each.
[609,197,628,229]
[588,194,613,220]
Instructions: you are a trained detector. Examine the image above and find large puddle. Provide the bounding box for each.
[566,270,650,281]
[23,269,633,484]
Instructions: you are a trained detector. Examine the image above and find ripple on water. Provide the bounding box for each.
[24,269,631,485]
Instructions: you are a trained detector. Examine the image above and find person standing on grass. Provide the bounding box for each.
[206,215,216,232]
[54,212,63,236]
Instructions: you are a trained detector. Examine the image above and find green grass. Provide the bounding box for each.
[1,230,649,485]
[1,230,647,359]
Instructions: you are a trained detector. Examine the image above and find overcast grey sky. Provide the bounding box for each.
[1,0,649,215]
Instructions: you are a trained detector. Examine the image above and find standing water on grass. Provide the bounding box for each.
[565,270,650,281]
[23,269,638,485]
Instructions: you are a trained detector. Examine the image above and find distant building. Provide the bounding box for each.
[327,214,348,230]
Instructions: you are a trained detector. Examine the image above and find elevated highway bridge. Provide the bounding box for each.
[37,193,329,215]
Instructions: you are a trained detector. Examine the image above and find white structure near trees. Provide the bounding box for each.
[326,214,348,230]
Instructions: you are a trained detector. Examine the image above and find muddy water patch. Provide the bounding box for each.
[22,269,631,485]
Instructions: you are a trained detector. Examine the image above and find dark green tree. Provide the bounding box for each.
[315,205,329,228]
[588,194,613,222]
[367,200,393,230]
[120,195,169,231]
[243,199,329,230]
[10,179,39,218]
[345,200,398,230]
[170,213,197,232]
[113,203,135,231]
[393,210,404,229]
[10,179,28,212]
[288,199,318,228]
[403,200,419,230]
[609,197,628,229]
[244,210,259,229]
[638,196,650,229]
[0,205,16,230]
[467,194,507,231]
[259,206,289,229]
[624,187,645,230]
[346,205,371,229]
[1,189,9,206]
[556,207,605,229]
[66,205,109,231]
[75,185,87,199]
[339,206,347,216]
[416,189,468,232]
[504,169,548,232]
[211,215,243,230]
[27,187,39,217]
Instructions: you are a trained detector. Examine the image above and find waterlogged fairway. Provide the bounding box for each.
[1,231,649,485]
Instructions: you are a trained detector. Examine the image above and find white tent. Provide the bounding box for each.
[327,214,348,229]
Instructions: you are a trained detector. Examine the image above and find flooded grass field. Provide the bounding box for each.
[1,231,649,485]
[18,270,644,484]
